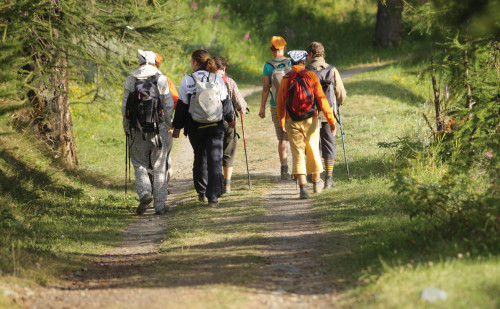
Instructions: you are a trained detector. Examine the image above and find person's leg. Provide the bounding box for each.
[301,117,324,193]
[206,126,224,204]
[188,132,208,199]
[271,105,289,179]
[222,122,237,193]
[151,128,170,213]
[320,122,336,188]
[129,131,154,214]
[285,118,310,198]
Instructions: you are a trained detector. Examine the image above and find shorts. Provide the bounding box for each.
[270,105,288,142]
[319,122,336,160]
[223,121,237,167]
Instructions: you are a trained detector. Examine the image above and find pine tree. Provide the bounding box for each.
[0,0,183,166]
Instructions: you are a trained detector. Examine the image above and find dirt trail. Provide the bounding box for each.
[14,66,376,308]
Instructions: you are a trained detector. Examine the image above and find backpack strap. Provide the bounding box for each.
[266,58,291,69]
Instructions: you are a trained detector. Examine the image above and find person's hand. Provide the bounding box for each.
[172,128,180,138]
[331,123,337,137]
[282,126,287,133]
[258,108,265,119]
[228,119,236,128]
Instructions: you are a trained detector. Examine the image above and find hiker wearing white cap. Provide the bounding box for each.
[259,36,292,180]
[122,49,175,215]
[276,50,336,199]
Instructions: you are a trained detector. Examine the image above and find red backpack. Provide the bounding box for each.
[284,70,317,121]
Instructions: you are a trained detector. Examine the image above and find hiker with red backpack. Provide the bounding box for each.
[276,50,337,199]
[213,56,248,194]
[122,49,175,215]
[258,36,292,180]
[305,42,346,189]
[171,50,235,207]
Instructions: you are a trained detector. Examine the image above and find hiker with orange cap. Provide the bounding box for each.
[259,36,292,180]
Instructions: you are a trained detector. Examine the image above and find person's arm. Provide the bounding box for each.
[228,78,248,113]
[259,76,270,118]
[333,68,346,106]
[121,76,135,135]
[172,77,189,137]
[158,75,175,130]
[167,77,179,108]
[276,75,289,131]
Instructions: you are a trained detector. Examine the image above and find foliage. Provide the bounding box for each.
[0,0,184,101]
[392,0,500,251]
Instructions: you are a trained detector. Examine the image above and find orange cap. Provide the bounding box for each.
[271,36,286,50]
[154,52,163,63]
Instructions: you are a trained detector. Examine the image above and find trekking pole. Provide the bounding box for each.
[239,111,251,189]
[335,104,351,182]
[125,135,128,195]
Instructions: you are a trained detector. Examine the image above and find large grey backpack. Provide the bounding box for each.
[267,58,291,102]
[306,64,336,109]
[188,73,223,123]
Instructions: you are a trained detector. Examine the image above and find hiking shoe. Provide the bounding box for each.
[136,193,153,215]
[280,165,290,180]
[299,184,310,199]
[324,175,335,189]
[198,193,207,203]
[155,206,169,215]
[208,200,219,207]
[313,179,324,194]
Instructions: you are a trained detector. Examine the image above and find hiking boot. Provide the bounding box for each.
[208,200,219,207]
[281,165,290,180]
[136,193,153,215]
[223,180,231,194]
[198,193,207,203]
[313,179,324,194]
[299,184,310,199]
[155,205,169,215]
[324,175,335,189]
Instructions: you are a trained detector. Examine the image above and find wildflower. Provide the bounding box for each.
[243,32,250,40]
[214,11,220,20]
[191,2,198,10]
[486,151,493,158]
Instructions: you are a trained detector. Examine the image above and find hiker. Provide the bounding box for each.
[171,49,235,207]
[213,56,248,194]
[154,52,178,188]
[276,50,337,199]
[305,42,346,188]
[122,49,175,215]
[258,36,292,180]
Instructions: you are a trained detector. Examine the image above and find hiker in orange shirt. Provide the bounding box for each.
[276,50,336,199]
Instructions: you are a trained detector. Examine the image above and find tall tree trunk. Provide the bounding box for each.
[375,0,403,47]
[28,29,78,166]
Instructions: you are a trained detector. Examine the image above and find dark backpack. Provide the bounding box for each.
[284,70,317,121]
[305,64,335,108]
[125,73,167,134]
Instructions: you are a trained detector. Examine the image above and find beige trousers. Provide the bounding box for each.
[285,116,323,176]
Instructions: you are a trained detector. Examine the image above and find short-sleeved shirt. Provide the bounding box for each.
[263,59,292,106]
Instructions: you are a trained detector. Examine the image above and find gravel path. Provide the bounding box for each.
[12,66,376,308]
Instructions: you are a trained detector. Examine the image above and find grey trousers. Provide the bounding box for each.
[129,127,172,211]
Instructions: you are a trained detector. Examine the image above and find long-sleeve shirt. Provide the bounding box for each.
[276,65,336,129]
[222,75,248,113]
[172,70,234,135]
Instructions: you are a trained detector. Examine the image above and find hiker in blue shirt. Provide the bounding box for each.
[258,36,292,180]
